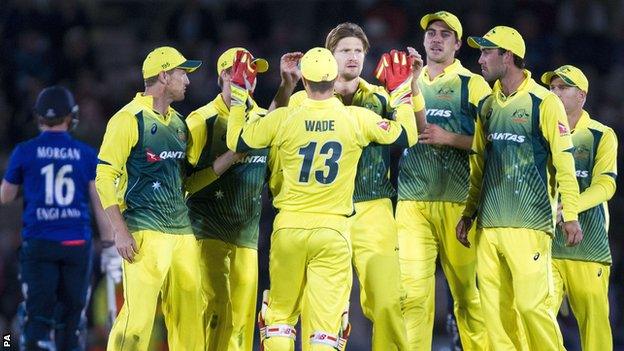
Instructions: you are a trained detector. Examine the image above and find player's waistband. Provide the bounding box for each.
[274,211,349,233]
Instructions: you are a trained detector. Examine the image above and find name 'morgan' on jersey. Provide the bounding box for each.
[4,132,97,241]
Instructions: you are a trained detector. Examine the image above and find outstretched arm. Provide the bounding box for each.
[269,52,304,111]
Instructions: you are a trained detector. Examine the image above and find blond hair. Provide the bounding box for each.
[325,22,370,54]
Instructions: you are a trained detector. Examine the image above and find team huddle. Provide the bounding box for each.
[2,9,618,351]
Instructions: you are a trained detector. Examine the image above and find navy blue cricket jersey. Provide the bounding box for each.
[4,131,97,241]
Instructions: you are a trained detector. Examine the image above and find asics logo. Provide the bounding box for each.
[576,170,589,178]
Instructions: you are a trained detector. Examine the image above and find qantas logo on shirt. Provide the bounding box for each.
[145,148,186,163]
[487,133,526,143]
[558,121,570,136]
[426,109,452,118]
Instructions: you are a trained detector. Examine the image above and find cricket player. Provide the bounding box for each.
[1,86,116,351]
[271,22,423,350]
[95,46,204,351]
[542,65,618,350]
[397,11,491,350]
[456,27,582,350]
[225,47,417,351]
[185,47,269,351]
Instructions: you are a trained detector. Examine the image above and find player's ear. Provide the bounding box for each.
[157,71,168,85]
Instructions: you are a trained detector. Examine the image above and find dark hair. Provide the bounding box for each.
[497,48,525,69]
[305,79,336,93]
[325,22,370,54]
[37,115,70,127]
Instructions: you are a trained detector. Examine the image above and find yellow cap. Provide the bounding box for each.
[420,11,462,39]
[468,26,526,59]
[142,46,202,79]
[300,47,338,82]
[541,65,588,93]
[216,47,269,76]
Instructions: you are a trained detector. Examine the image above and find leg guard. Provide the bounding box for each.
[309,302,351,351]
[258,290,296,351]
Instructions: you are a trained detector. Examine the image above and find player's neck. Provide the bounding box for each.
[499,68,526,96]
[144,86,172,116]
[426,59,453,80]
[307,90,335,101]
[334,76,359,105]
[40,125,68,132]
[567,107,583,130]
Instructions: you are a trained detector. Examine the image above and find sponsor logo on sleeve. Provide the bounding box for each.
[377,120,390,131]
[558,121,570,136]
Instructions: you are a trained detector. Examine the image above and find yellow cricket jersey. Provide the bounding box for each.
[464,71,580,234]
[286,79,416,202]
[398,60,492,202]
[226,97,416,230]
[95,93,192,234]
[553,111,618,263]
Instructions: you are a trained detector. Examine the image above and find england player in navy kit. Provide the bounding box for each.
[1,86,117,351]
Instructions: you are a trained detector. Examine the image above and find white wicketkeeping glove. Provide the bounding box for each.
[101,245,122,284]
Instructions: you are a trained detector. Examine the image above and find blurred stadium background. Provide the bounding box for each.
[0,0,622,350]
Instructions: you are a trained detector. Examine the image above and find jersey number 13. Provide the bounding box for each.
[298,141,342,184]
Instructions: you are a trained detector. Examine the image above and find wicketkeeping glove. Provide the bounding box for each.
[231,50,258,106]
[101,245,122,284]
[375,49,414,108]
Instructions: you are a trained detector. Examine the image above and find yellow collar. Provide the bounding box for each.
[493,70,533,101]
[133,93,176,119]
[422,59,462,82]
[213,94,230,115]
[572,110,591,132]
[302,96,343,108]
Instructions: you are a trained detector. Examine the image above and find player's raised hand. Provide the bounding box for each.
[280,52,303,88]
[115,225,138,263]
[375,49,413,108]
[407,46,423,95]
[231,50,258,105]
[562,220,583,246]
[456,216,473,248]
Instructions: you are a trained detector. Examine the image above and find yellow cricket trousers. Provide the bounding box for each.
[107,230,204,351]
[476,227,564,351]
[199,238,258,351]
[349,198,408,351]
[552,258,612,351]
[396,201,488,351]
[263,213,352,351]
